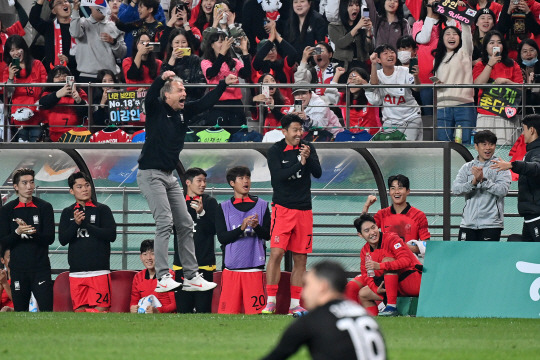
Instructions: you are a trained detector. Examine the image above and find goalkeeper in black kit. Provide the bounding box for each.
[261,261,386,360]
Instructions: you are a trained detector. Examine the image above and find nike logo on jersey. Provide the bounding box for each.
[39,281,46,285]
[282,160,289,163]
[70,218,75,221]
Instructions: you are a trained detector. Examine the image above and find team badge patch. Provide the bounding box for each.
[90,215,96,223]
[14,281,20,290]
[33,215,39,224]
[394,243,401,250]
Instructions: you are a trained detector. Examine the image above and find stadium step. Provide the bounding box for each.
[396,297,418,316]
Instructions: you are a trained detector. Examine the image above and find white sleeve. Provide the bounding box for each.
[414,17,438,44]
[324,0,339,22]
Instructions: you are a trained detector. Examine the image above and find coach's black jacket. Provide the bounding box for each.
[0,197,55,272]
[512,137,540,219]
[59,202,117,273]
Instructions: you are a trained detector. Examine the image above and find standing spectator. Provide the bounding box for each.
[70,0,127,82]
[130,240,176,313]
[366,44,423,141]
[355,214,422,317]
[4,35,47,142]
[160,2,202,57]
[452,130,511,241]
[517,39,540,114]
[108,0,123,17]
[491,114,540,242]
[193,0,217,32]
[279,0,327,63]
[261,261,387,360]
[201,31,251,131]
[122,32,163,90]
[338,67,381,134]
[262,114,322,315]
[431,24,475,143]
[473,30,523,145]
[0,0,28,64]
[58,172,117,312]
[252,73,291,134]
[92,70,119,128]
[174,168,218,314]
[215,166,271,314]
[294,43,340,99]
[161,28,206,101]
[39,65,88,142]
[136,70,234,292]
[468,0,502,21]
[0,247,14,312]
[116,0,167,58]
[328,0,374,70]
[366,0,410,49]
[201,0,247,57]
[29,0,77,77]
[473,8,496,65]
[0,168,54,312]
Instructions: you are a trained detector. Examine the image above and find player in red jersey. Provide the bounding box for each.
[352,214,422,317]
[0,247,14,311]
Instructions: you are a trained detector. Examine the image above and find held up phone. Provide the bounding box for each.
[262,85,270,98]
[493,46,501,57]
[409,57,418,73]
[429,76,440,83]
[178,47,191,56]
[176,1,187,11]
[12,58,20,69]
[215,3,223,12]
[148,42,161,52]
[66,76,75,89]
[362,8,370,18]
[313,47,322,55]
[294,99,303,112]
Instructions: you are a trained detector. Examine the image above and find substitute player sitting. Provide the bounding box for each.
[130,240,176,313]
[216,166,270,314]
[59,172,117,312]
[355,214,422,317]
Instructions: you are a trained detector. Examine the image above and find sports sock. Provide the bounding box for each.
[290,286,302,309]
[384,273,398,307]
[266,284,278,304]
[366,305,379,316]
[345,280,361,303]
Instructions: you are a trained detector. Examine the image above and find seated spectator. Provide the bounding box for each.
[473,30,523,145]
[4,35,46,142]
[366,44,423,141]
[161,28,206,101]
[496,0,540,60]
[160,0,202,57]
[366,0,410,49]
[288,81,343,137]
[0,247,14,312]
[432,24,476,144]
[70,1,126,83]
[251,22,297,100]
[473,8,496,66]
[278,0,327,63]
[215,166,271,314]
[116,0,167,58]
[123,32,163,91]
[39,65,88,142]
[131,240,176,313]
[252,73,291,134]
[201,0,248,58]
[294,43,341,104]
[328,0,373,70]
[193,0,217,32]
[201,31,251,132]
[351,214,423,317]
[58,171,117,313]
[92,70,119,128]
[517,39,540,114]
[29,0,77,77]
[338,67,381,135]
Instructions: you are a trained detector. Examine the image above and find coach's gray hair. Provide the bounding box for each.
[160,76,183,100]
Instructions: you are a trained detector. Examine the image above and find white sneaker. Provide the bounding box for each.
[155,273,182,293]
[183,272,217,292]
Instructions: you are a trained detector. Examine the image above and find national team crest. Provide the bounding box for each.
[90,215,96,223]
[394,243,401,250]
[33,215,39,224]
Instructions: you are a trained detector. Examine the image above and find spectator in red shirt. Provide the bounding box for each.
[161,1,202,57]
[123,32,163,91]
[252,73,291,134]
[4,35,47,142]
[39,65,88,142]
[193,0,217,32]
[0,247,14,312]
[130,240,177,313]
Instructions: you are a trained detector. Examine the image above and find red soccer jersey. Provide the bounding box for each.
[130,269,176,313]
[90,128,131,143]
[0,279,13,309]
[360,232,422,294]
[374,203,430,242]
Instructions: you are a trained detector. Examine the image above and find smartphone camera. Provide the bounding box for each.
[176,1,187,11]
[313,47,322,55]
[362,9,369,18]
[148,42,161,52]
[294,99,303,112]
[493,47,501,57]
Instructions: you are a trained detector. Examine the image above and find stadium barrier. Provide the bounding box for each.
[418,242,540,319]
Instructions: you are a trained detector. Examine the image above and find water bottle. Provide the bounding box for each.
[470,130,476,145]
[292,310,309,318]
[366,253,375,278]
[455,126,462,144]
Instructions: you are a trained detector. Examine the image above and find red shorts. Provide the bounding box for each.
[218,269,265,315]
[69,274,111,310]
[270,204,313,254]
[397,271,421,297]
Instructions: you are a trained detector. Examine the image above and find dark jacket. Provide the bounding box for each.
[512,137,540,219]
[160,55,207,102]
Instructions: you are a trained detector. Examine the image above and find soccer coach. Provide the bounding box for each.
[137,70,238,292]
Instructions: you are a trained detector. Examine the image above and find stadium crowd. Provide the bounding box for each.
[1,0,539,144]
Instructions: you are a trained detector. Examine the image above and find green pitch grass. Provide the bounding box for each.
[1,313,539,359]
